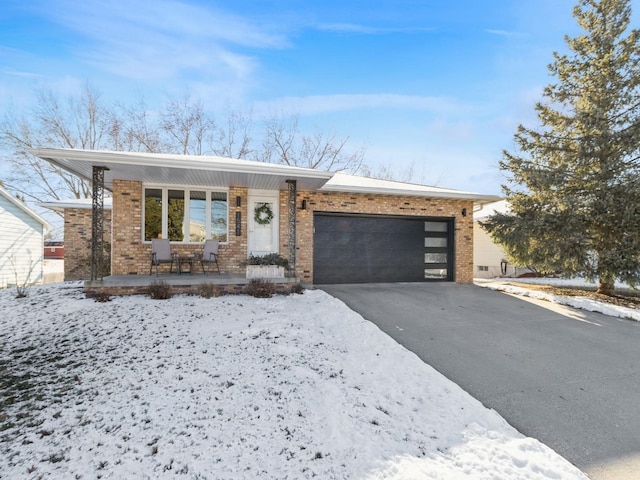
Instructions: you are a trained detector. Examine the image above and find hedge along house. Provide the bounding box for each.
[30,148,499,288]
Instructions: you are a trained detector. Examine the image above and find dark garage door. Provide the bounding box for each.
[313,213,454,284]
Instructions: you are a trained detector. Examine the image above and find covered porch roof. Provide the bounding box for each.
[29,148,334,192]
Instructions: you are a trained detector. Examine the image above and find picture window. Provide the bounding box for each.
[144,187,228,243]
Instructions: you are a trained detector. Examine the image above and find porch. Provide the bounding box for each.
[84,273,301,297]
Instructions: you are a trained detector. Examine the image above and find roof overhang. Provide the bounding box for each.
[39,197,113,212]
[29,148,501,205]
[29,148,335,192]
[322,173,501,204]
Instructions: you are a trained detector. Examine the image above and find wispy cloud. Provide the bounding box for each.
[37,0,289,82]
[1,70,44,79]
[53,0,289,49]
[485,29,526,38]
[316,23,433,35]
[255,93,463,117]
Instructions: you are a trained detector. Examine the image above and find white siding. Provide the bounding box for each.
[0,196,45,288]
[473,200,533,279]
[473,223,532,279]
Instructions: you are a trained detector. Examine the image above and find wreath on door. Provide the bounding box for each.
[254,203,274,225]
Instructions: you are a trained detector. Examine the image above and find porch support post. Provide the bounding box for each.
[285,180,297,275]
[91,166,109,281]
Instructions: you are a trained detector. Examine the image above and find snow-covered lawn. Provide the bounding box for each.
[478,278,640,322]
[0,283,587,479]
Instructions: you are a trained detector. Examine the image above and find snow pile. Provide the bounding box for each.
[0,283,587,479]
[482,282,640,322]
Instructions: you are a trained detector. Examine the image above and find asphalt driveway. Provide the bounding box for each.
[318,282,640,479]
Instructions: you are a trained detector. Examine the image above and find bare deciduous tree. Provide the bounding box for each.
[262,113,364,173]
[115,96,165,153]
[161,95,214,155]
[0,84,116,205]
[210,105,253,159]
[0,86,368,217]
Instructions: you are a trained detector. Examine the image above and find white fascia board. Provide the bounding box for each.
[39,197,113,212]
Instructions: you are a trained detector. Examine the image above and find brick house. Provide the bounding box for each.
[39,197,113,281]
[32,148,499,284]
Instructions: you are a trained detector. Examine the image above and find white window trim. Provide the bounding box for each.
[142,185,229,244]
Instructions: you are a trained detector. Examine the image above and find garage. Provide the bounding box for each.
[313,213,454,284]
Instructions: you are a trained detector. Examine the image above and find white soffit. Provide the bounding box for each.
[29,148,335,191]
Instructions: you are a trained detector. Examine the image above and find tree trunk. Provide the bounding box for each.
[597,278,615,296]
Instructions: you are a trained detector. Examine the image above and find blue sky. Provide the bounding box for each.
[2,0,631,195]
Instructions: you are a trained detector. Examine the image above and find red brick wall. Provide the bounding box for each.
[63,208,112,280]
[107,181,473,282]
[225,187,248,275]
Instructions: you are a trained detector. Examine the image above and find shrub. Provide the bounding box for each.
[198,282,221,299]
[289,283,305,295]
[93,292,111,303]
[148,281,172,300]
[242,253,289,268]
[244,279,276,298]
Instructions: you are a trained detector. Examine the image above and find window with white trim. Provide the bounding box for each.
[143,187,228,242]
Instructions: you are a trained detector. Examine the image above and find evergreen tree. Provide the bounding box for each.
[482,0,640,295]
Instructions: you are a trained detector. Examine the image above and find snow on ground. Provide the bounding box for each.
[0,283,587,479]
[478,278,640,322]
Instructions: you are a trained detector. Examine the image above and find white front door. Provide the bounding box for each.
[248,192,279,257]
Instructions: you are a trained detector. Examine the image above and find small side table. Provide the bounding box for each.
[177,255,195,275]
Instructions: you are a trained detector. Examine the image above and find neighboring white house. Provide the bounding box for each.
[0,186,50,289]
[473,200,533,279]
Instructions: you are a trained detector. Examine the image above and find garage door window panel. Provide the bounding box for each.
[424,220,452,281]
[425,237,447,248]
[425,268,448,279]
[425,253,447,263]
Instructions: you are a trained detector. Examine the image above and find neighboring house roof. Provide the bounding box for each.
[29,148,500,204]
[0,185,50,230]
[39,197,113,212]
[474,200,509,220]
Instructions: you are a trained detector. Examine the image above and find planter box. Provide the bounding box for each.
[246,265,285,279]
